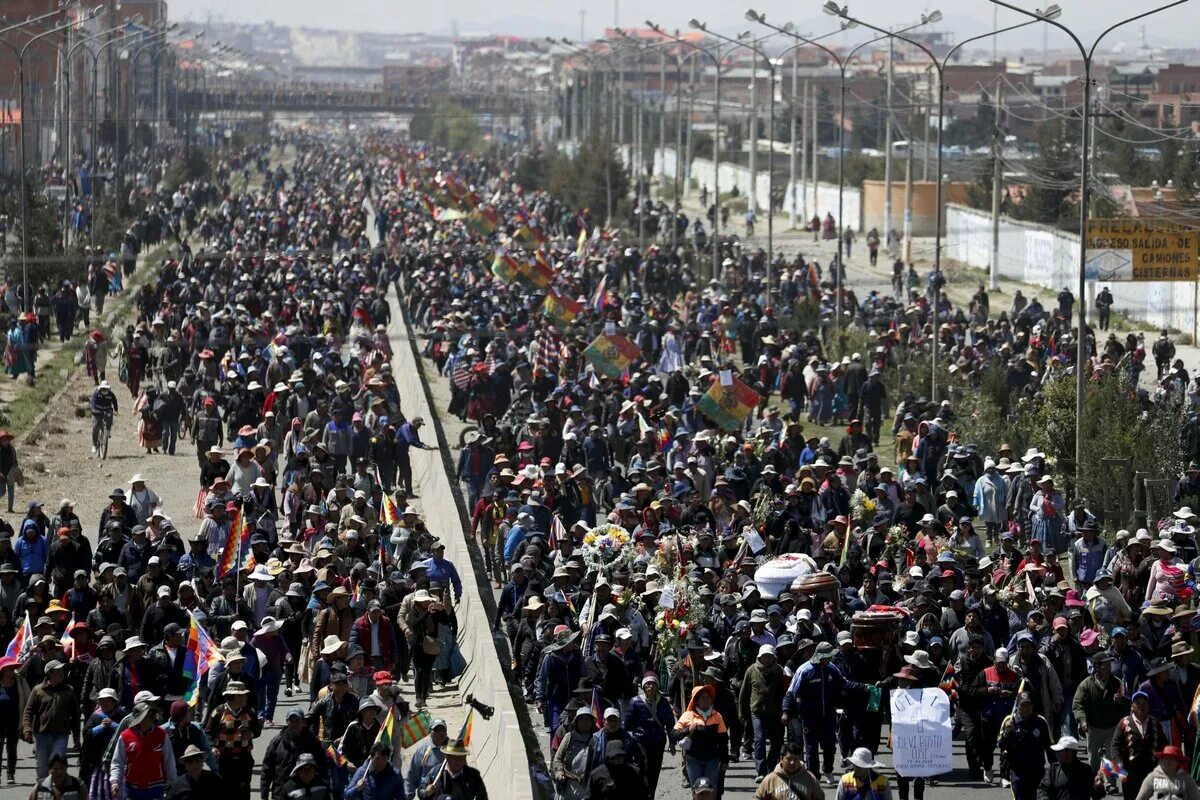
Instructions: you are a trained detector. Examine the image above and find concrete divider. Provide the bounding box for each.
[390,308,538,800]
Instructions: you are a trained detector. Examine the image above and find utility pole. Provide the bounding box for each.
[990,78,1004,290]
[811,83,818,223]
[789,56,797,229]
[748,57,758,215]
[659,50,666,189]
[800,80,809,226]
[883,35,894,241]
[903,100,915,263]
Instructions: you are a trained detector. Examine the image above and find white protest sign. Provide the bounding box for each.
[889,688,953,777]
[742,527,766,554]
[658,584,676,609]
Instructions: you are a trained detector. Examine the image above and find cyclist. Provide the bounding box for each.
[90,379,119,457]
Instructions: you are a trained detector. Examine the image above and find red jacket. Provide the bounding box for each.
[118,725,170,788]
[351,613,396,665]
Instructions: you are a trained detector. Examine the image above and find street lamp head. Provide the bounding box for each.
[783,21,796,32]
[745,9,762,22]
[688,18,704,30]
[646,20,660,31]
[738,31,752,40]
[823,2,845,17]
[1037,4,1063,19]
[923,10,943,23]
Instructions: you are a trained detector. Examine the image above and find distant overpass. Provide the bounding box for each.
[177,83,536,115]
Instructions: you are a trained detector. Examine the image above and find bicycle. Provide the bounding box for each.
[93,412,113,460]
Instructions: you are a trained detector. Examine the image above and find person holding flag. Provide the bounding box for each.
[345,741,405,800]
[405,717,449,799]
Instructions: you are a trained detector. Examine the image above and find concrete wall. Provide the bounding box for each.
[391,312,536,800]
[621,144,863,231]
[945,203,1198,334]
[862,180,971,238]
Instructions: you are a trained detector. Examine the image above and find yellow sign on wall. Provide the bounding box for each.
[1084,219,1198,282]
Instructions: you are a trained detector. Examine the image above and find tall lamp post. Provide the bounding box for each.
[747,10,938,342]
[984,0,1189,491]
[63,20,142,246]
[691,23,778,303]
[822,3,1062,402]
[614,30,704,253]
[4,9,103,309]
[646,23,740,283]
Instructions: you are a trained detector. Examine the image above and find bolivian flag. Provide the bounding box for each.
[491,251,522,284]
[584,333,641,379]
[465,207,500,236]
[382,494,400,526]
[697,375,761,432]
[523,251,555,289]
[542,291,583,330]
[457,709,475,747]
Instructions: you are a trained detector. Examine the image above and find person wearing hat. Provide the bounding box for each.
[551,707,596,799]
[965,646,1020,785]
[1029,476,1066,554]
[109,701,178,799]
[625,671,674,795]
[836,748,889,800]
[1038,735,1092,800]
[586,739,648,800]
[998,692,1054,800]
[404,716,451,798]
[205,680,261,797]
[349,599,398,675]
[741,644,786,783]
[1072,651,1128,776]
[307,667,358,760]
[166,743,227,798]
[782,642,856,784]
[674,685,729,796]
[1112,690,1168,800]
[1134,744,1200,800]
[277,751,327,799]
[80,685,122,787]
[21,658,78,780]
[261,706,327,800]
[311,583,354,665]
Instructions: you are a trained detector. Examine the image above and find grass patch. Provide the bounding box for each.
[4,241,172,438]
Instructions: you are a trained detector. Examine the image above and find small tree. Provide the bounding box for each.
[1030,371,1185,504]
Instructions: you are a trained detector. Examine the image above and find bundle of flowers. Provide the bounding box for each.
[850,489,876,525]
[652,579,705,657]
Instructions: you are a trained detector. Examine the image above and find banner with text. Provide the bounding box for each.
[1085,219,1197,282]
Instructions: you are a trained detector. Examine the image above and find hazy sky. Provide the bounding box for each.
[169,0,1194,48]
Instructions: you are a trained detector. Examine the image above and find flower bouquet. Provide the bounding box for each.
[652,578,705,657]
[850,489,876,526]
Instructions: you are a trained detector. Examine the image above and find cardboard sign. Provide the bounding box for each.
[890,688,953,777]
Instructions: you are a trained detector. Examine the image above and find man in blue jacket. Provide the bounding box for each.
[394,418,434,496]
[346,742,405,800]
[536,627,583,744]
[782,641,863,784]
[15,518,48,580]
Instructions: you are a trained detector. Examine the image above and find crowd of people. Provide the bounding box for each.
[0,119,1199,800]
[395,137,1200,800]
[0,134,491,800]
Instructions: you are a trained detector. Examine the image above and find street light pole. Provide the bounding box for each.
[692,24,778,303]
[648,22,733,283]
[824,3,1047,402]
[746,11,934,344]
[986,0,1189,491]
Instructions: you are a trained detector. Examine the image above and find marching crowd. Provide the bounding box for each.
[1,121,1199,800]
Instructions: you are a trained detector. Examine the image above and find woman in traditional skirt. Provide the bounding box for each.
[134,386,163,454]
